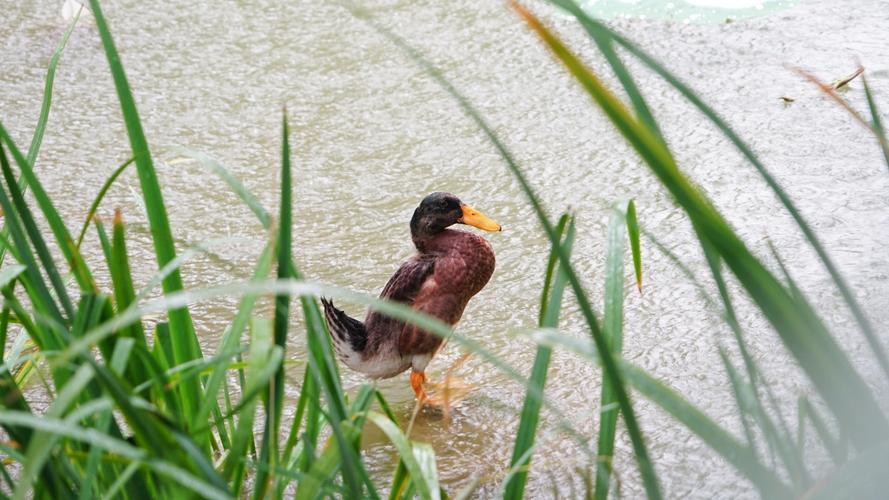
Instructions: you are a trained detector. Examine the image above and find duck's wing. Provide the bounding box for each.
[394,259,461,357]
[363,257,435,345]
[378,256,436,304]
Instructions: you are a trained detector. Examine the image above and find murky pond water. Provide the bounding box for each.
[3,0,889,497]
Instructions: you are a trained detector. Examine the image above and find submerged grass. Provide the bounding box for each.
[0,0,887,498]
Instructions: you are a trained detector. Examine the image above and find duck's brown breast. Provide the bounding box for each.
[427,229,495,301]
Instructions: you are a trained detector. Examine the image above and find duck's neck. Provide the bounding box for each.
[410,213,448,254]
[411,231,440,254]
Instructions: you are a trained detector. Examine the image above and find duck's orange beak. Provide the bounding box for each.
[459,204,501,232]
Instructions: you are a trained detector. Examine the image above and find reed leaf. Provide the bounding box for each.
[798,397,846,465]
[529,329,791,497]
[356,8,663,498]
[0,122,95,294]
[254,111,294,499]
[0,141,74,321]
[171,147,271,229]
[505,214,573,500]
[626,201,642,293]
[225,318,278,493]
[594,205,628,500]
[26,7,80,165]
[0,411,232,499]
[367,412,440,500]
[514,1,889,449]
[861,75,889,173]
[196,241,274,452]
[548,0,889,384]
[86,0,203,421]
[0,146,65,330]
[110,210,147,345]
[0,8,79,268]
[808,440,889,499]
[75,157,136,249]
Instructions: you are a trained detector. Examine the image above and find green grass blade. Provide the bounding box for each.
[110,210,147,344]
[719,346,812,490]
[0,411,232,500]
[589,34,663,143]
[366,412,439,500]
[0,147,65,327]
[171,147,271,229]
[0,6,81,270]
[505,214,574,500]
[389,461,410,500]
[299,316,370,499]
[808,439,889,499]
[700,233,799,475]
[130,343,182,422]
[550,0,889,384]
[717,347,761,461]
[861,75,889,173]
[294,423,359,500]
[275,108,294,480]
[515,2,889,448]
[536,214,570,324]
[225,318,277,494]
[594,206,629,500]
[92,216,113,270]
[356,8,663,498]
[0,123,95,293]
[620,360,791,497]
[75,156,136,250]
[296,367,321,473]
[0,142,74,321]
[626,200,642,293]
[98,463,139,500]
[25,8,80,166]
[796,396,807,461]
[195,242,274,451]
[15,364,93,500]
[799,397,846,465]
[280,369,316,489]
[532,328,791,496]
[86,0,202,421]
[255,110,294,499]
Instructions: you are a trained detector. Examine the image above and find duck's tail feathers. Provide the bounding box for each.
[320,298,368,366]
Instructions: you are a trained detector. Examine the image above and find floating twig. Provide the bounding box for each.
[831,66,864,90]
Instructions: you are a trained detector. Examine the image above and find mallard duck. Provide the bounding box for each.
[321,192,500,402]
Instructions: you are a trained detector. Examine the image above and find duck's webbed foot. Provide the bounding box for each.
[410,369,429,403]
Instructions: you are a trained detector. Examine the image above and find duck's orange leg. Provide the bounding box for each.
[410,369,428,403]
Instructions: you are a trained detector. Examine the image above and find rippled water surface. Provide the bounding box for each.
[3,0,889,497]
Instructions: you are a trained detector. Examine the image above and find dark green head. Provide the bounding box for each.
[409,192,501,239]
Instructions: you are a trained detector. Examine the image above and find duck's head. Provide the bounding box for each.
[410,192,501,240]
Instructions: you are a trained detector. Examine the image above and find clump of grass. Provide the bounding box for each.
[1,0,887,498]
